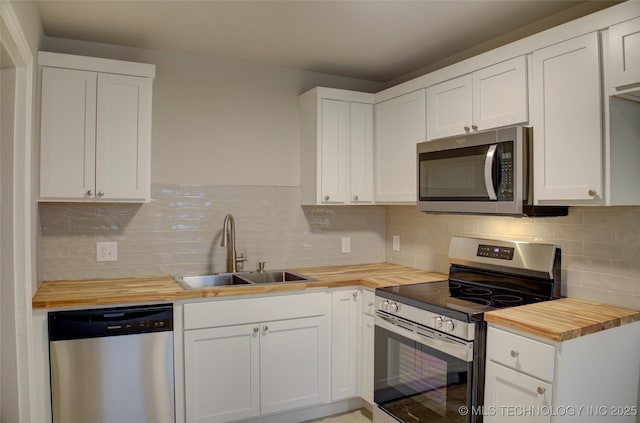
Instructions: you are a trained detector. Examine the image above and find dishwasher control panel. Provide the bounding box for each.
[49,304,173,341]
[105,318,171,335]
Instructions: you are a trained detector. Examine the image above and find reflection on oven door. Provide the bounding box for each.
[374,325,471,423]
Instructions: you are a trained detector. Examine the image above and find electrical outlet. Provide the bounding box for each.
[393,235,400,252]
[341,237,351,253]
[97,242,118,262]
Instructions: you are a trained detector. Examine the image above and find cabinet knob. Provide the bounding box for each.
[86,190,93,197]
[464,125,471,133]
[510,350,519,358]
[324,195,330,201]
[97,191,105,197]
[352,291,358,299]
[253,327,259,333]
[353,194,359,201]
[588,189,597,197]
[537,386,546,395]
[471,124,478,131]
[263,325,269,332]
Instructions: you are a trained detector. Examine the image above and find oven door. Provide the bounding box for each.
[374,312,474,423]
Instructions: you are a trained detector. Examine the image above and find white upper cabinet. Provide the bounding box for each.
[426,74,473,139]
[532,32,603,204]
[40,67,97,199]
[300,88,374,205]
[39,52,154,202]
[427,56,528,140]
[608,17,640,91]
[375,89,426,203]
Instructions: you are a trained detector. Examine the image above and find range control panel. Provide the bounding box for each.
[477,244,514,260]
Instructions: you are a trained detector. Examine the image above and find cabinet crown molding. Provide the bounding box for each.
[38,51,156,78]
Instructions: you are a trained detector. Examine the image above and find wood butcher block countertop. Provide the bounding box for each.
[33,264,640,342]
[485,298,640,342]
[32,263,447,309]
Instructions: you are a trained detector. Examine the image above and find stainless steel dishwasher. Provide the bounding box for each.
[48,304,175,423]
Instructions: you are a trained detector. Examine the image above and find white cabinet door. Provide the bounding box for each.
[300,88,374,205]
[349,102,375,204]
[319,99,349,204]
[40,67,97,199]
[532,32,603,203]
[260,315,329,415]
[427,56,528,140]
[484,361,553,423]
[426,74,473,140]
[40,67,152,202]
[96,73,152,201]
[360,313,375,405]
[375,90,426,203]
[473,56,528,131]
[331,289,361,401]
[184,324,260,423]
[609,17,640,89]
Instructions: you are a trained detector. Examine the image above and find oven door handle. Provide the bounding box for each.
[375,312,473,362]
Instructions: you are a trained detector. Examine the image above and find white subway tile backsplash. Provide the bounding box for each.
[37,186,640,309]
[386,205,640,309]
[38,184,386,281]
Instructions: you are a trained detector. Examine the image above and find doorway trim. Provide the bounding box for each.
[1,2,35,421]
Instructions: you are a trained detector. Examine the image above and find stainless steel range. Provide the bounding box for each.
[373,236,561,423]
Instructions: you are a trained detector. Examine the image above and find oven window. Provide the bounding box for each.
[374,325,471,422]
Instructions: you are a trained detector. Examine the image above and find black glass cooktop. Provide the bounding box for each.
[376,279,551,322]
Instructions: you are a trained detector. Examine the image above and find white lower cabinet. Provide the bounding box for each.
[260,316,330,414]
[485,323,640,422]
[184,324,260,422]
[183,293,330,423]
[484,361,553,423]
[331,289,361,401]
[360,289,375,405]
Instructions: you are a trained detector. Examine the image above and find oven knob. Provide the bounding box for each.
[434,316,443,329]
[444,319,455,332]
[382,300,389,311]
[389,302,398,313]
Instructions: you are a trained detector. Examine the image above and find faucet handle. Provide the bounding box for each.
[257,261,266,273]
[236,251,248,262]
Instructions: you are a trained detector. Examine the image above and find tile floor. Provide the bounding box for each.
[305,409,372,423]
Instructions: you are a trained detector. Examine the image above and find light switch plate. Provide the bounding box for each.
[97,241,118,262]
[341,237,351,253]
[392,235,400,251]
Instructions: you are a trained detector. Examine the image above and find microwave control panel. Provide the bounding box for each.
[497,143,514,201]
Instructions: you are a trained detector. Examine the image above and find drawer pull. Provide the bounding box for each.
[510,350,519,358]
[537,386,546,395]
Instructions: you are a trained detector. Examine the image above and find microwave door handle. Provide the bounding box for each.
[484,144,498,200]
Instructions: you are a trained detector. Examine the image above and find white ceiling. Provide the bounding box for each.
[36,0,618,83]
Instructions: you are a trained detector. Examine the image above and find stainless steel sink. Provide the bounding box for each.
[235,270,312,284]
[175,270,312,289]
[174,273,250,289]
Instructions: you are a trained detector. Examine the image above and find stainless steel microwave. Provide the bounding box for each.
[417,126,567,216]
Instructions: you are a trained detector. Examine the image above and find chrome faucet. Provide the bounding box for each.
[220,214,246,272]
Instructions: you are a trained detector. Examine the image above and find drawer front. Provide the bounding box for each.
[184,292,330,330]
[486,326,555,382]
[361,289,375,316]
